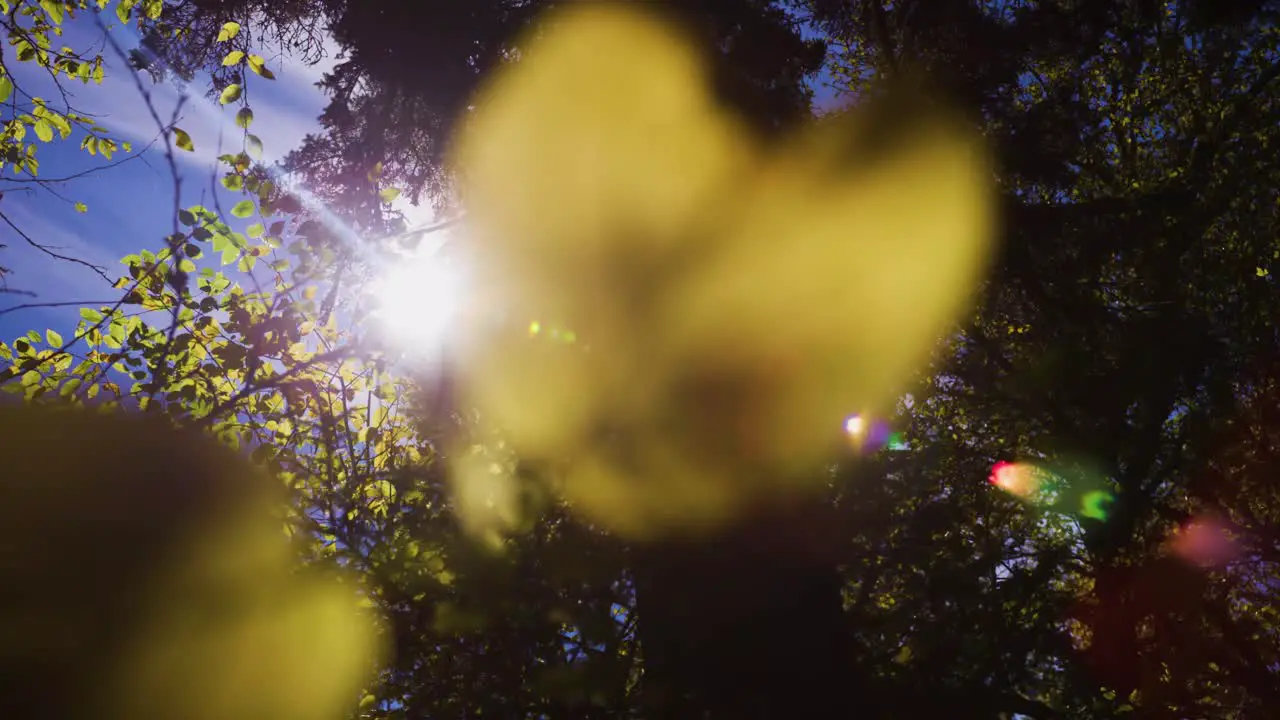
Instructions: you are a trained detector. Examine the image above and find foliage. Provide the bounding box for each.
[799,0,1280,716]
[0,0,150,285]
[0,405,381,719]
[448,4,993,540]
[4,1,1280,720]
[147,0,825,233]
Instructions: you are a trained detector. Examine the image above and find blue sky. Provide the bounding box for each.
[0,13,842,345]
[0,15,340,341]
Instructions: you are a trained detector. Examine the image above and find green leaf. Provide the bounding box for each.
[221,174,243,191]
[235,107,254,129]
[217,22,241,42]
[59,377,82,398]
[46,329,62,346]
[0,76,13,104]
[179,209,197,226]
[80,308,103,323]
[246,134,263,159]
[222,50,245,67]
[39,0,63,24]
[173,127,194,152]
[268,220,285,236]
[219,83,242,105]
[231,200,256,218]
[74,201,87,213]
[379,187,402,204]
[246,222,265,239]
[33,119,52,142]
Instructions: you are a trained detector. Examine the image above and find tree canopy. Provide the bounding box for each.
[2,1,1280,719]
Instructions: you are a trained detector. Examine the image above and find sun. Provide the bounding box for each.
[370,245,462,356]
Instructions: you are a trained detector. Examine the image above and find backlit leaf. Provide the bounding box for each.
[219,84,242,105]
[217,21,241,42]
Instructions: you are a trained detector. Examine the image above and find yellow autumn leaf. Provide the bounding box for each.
[448,5,995,538]
[0,407,383,718]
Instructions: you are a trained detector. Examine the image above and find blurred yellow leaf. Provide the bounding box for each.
[0,407,384,718]
[448,5,995,538]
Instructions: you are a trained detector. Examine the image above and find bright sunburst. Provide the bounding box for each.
[371,243,463,355]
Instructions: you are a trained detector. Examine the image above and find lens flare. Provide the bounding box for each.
[1170,516,1237,567]
[372,249,462,355]
[844,414,865,436]
[1080,490,1114,521]
[989,461,1038,499]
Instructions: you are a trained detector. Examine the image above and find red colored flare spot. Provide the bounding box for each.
[989,461,1036,498]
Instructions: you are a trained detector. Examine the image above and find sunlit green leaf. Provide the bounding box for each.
[39,0,63,24]
[59,377,82,397]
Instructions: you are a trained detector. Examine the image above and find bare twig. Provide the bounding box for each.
[95,12,188,409]
[0,136,160,185]
[0,209,111,282]
[0,299,117,317]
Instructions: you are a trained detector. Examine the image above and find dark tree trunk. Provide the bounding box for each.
[631,496,857,719]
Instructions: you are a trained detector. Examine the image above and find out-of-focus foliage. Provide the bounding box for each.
[450,4,994,538]
[5,0,1280,719]
[0,406,382,719]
